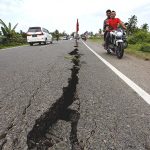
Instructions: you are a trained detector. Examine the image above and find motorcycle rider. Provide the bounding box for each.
[103,9,111,46]
[105,11,127,50]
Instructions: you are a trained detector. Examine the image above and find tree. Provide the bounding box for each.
[90,32,93,36]
[71,32,75,37]
[54,29,59,41]
[127,15,138,35]
[62,31,67,36]
[0,19,18,40]
[141,23,149,32]
[99,29,102,34]
[54,30,59,35]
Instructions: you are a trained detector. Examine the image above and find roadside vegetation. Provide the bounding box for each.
[125,15,150,60]
[51,30,71,41]
[0,19,27,49]
[88,36,103,43]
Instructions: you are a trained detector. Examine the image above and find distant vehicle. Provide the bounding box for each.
[81,35,86,41]
[27,27,53,46]
[69,36,73,40]
[63,36,69,40]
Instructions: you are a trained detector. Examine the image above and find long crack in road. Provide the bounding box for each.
[27,48,82,150]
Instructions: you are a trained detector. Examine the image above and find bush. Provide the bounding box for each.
[10,33,26,44]
[0,33,27,45]
[0,33,27,49]
[144,33,150,43]
[139,43,150,52]
[128,30,150,44]
[128,36,138,44]
[0,35,7,44]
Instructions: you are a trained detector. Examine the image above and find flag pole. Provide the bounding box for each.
[75,18,79,47]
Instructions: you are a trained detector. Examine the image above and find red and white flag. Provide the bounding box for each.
[76,19,79,33]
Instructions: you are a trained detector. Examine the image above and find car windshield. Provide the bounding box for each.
[28,27,41,32]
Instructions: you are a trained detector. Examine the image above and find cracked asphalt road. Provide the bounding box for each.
[0,40,150,150]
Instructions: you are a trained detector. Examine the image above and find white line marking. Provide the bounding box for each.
[82,41,150,105]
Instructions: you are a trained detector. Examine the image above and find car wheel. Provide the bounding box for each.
[29,42,33,46]
[44,39,47,45]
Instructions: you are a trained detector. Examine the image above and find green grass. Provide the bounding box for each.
[0,43,27,49]
[126,44,150,60]
[89,37,103,43]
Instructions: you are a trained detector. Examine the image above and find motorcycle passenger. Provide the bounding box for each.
[103,9,111,47]
[105,11,126,50]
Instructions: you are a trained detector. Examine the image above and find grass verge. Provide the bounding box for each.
[89,37,103,43]
[126,44,150,61]
[0,43,27,50]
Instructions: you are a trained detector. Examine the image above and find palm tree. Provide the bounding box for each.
[0,19,18,40]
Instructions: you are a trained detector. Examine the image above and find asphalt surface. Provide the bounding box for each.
[86,40,150,94]
[0,40,150,150]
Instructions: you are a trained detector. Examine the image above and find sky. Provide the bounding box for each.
[0,0,150,34]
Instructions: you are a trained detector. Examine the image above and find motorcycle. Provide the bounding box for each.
[81,34,87,41]
[105,28,128,59]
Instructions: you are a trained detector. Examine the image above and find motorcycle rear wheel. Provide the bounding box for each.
[116,42,124,59]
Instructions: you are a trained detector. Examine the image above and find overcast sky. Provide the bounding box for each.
[0,0,150,34]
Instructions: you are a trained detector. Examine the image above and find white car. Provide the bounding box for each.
[27,27,53,46]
